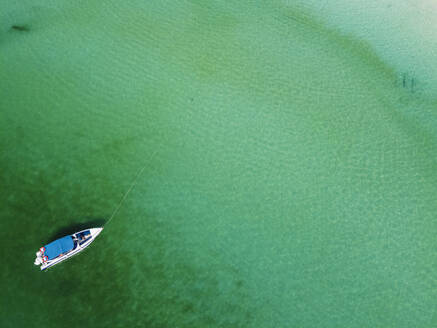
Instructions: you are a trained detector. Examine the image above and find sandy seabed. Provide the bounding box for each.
[1,1,436,327]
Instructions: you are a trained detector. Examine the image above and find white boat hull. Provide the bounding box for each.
[37,227,103,271]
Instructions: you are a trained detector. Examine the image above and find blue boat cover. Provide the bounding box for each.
[44,236,74,260]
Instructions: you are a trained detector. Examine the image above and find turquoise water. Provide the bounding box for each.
[1,1,437,327]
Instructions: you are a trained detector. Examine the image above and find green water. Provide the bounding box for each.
[1,1,437,327]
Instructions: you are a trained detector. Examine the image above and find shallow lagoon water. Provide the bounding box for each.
[1,1,436,327]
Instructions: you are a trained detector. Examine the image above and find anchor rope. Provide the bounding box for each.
[105,150,157,226]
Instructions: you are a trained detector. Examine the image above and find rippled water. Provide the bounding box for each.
[1,1,436,327]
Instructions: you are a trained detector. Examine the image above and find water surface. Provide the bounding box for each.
[1,1,436,327]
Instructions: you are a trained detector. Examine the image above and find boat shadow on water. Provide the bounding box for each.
[46,218,106,243]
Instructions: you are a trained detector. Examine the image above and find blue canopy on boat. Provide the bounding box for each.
[44,236,74,260]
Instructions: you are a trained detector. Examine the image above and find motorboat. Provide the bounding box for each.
[34,228,103,271]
